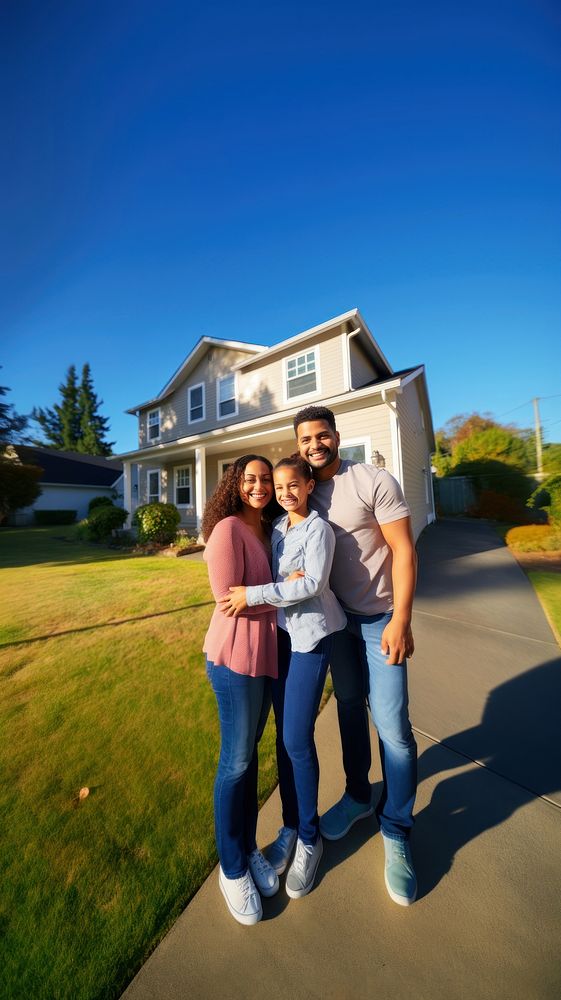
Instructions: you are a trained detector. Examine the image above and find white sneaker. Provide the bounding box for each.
[219,867,262,925]
[265,826,297,875]
[285,837,323,899]
[248,848,279,897]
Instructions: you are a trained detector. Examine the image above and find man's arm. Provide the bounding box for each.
[379,516,417,665]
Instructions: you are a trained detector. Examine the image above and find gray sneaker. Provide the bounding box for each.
[319,792,373,840]
[381,833,417,906]
[285,837,323,899]
[265,826,297,875]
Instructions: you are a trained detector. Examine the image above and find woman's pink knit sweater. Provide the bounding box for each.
[203,516,278,677]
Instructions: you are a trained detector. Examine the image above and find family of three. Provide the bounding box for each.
[201,405,418,926]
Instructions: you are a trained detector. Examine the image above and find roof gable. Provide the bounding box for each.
[127,336,265,414]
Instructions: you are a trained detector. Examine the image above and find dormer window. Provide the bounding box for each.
[147,409,160,441]
[285,348,318,399]
[217,374,237,419]
[188,383,205,423]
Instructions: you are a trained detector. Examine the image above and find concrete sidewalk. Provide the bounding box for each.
[123,520,561,1000]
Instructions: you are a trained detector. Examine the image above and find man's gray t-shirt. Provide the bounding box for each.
[308,460,410,615]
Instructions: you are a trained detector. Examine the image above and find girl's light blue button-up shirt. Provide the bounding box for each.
[245,509,347,653]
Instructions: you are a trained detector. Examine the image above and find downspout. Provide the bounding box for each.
[381,388,404,486]
[345,327,361,390]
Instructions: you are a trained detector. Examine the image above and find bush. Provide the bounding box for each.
[505,524,561,552]
[527,474,561,528]
[173,533,199,550]
[78,503,128,541]
[34,510,77,525]
[468,490,539,524]
[0,459,43,523]
[133,502,181,544]
[450,459,534,502]
[88,495,114,514]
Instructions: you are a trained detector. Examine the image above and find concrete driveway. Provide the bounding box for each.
[123,519,561,1000]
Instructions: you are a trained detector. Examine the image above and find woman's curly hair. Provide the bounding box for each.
[201,454,281,542]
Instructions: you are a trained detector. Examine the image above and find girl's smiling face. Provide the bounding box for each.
[238,460,274,509]
[274,466,314,517]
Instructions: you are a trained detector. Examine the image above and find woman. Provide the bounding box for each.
[221,455,347,899]
[202,454,281,926]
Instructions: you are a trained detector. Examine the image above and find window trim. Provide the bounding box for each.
[217,458,234,479]
[147,468,161,503]
[188,382,206,425]
[339,436,372,465]
[283,346,321,403]
[173,463,194,509]
[216,373,238,421]
[147,408,161,442]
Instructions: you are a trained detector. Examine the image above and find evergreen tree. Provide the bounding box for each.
[32,363,114,455]
[76,364,114,456]
[32,365,80,449]
[0,371,29,444]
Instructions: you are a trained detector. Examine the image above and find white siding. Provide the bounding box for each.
[396,381,434,539]
[350,339,378,388]
[335,404,394,474]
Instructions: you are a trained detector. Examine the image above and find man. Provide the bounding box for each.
[294,404,418,905]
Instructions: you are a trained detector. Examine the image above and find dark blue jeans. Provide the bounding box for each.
[206,660,271,878]
[330,612,417,840]
[272,628,332,846]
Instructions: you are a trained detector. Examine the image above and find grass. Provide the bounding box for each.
[528,573,561,642]
[0,528,280,1000]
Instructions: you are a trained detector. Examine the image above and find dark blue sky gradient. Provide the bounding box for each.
[2,0,560,451]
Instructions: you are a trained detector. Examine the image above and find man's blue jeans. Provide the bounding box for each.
[206,660,271,878]
[330,612,417,840]
[272,628,332,846]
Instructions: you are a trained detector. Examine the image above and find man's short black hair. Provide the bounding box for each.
[293,405,337,435]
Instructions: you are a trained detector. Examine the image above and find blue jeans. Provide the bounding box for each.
[272,628,332,846]
[329,612,417,840]
[206,660,272,878]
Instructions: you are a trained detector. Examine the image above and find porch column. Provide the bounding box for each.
[123,460,133,528]
[195,446,206,536]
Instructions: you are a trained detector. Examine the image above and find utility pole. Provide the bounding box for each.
[533,397,543,478]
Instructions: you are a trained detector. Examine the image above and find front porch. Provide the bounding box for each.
[122,423,297,535]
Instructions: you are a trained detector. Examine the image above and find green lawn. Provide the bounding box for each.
[0,528,280,1000]
[528,572,561,641]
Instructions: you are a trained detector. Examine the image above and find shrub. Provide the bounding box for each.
[173,533,199,550]
[0,459,43,523]
[468,490,538,524]
[450,459,534,502]
[88,495,114,514]
[79,503,128,541]
[34,509,77,525]
[133,502,181,544]
[527,474,561,528]
[505,524,561,552]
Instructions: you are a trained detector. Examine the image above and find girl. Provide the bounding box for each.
[202,455,282,926]
[220,455,346,899]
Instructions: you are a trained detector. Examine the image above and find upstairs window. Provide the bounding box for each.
[188,383,205,423]
[217,374,237,419]
[175,466,192,506]
[286,349,317,399]
[147,408,160,441]
[147,469,160,503]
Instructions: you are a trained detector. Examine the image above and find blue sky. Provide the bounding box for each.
[2,0,560,453]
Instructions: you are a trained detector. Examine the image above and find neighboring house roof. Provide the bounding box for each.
[6,446,123,488]
[126,335,266,414]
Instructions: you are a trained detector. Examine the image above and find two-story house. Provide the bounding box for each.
[118,308,436,540]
